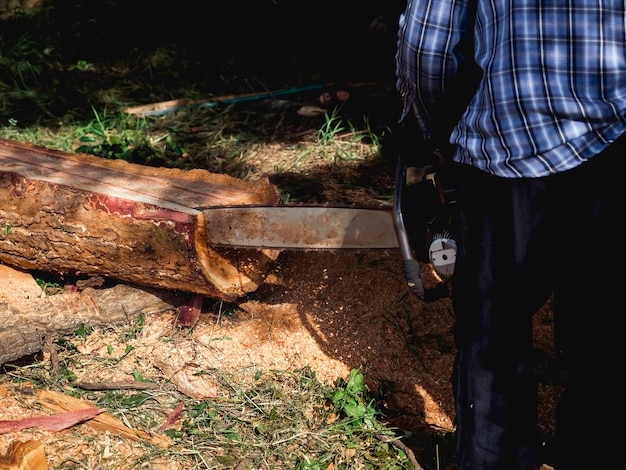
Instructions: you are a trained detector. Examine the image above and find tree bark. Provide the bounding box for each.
[0,138,281,300]
[0,283,181,366]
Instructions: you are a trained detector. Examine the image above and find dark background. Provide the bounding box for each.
[52,1,405,84]
[0,0,407,125]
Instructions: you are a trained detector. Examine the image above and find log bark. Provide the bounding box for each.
[0,138,281,300]
[0,283,181,367]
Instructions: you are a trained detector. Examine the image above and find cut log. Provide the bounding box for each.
[0,138,281,301]
[0,283,181,366]
[0,439,48,470]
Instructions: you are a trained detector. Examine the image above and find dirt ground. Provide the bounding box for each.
[0,86,563,468]
[0,240,561,468]
[0,2,570,468]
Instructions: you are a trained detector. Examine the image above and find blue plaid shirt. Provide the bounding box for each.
[396,0,626,178]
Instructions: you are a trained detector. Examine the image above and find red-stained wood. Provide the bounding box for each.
[0,408,104,434]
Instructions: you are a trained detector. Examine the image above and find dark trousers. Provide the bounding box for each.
[451,135,625,469]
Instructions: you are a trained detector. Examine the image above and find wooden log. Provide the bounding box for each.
[0,439,48,470]
[0,283,180,366]
[0,138,281,300]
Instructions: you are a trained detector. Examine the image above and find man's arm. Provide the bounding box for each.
[395,0,476,142]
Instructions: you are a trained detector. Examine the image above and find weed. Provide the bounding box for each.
[316,106,346,146]
[72,107,182,165]
[34,277,61,295]
[73,324,94,341]
[330,368,378,430]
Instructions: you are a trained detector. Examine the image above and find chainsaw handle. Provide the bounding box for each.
[401,259,426,299]
[393,135,426,300]
[393,124,451,302]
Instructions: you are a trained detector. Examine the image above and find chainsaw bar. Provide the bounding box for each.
[199,205,399,250]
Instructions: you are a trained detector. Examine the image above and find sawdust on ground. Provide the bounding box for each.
[0,248,560,468]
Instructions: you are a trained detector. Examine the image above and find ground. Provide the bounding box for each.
[0,74,562,470]
[0,2,563,467]
[0,241,561,469]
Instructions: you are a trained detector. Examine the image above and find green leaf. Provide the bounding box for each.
[121,393,150,407]
[343,402,366,418]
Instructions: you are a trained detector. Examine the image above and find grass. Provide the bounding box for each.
[2,324,417,469]
[0,2,400,201]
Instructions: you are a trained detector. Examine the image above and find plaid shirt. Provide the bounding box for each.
[396,0,626,177]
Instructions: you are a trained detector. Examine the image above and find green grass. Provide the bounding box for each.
[0,4,398,203]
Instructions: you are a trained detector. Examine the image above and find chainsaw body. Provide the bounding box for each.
[393,122,459,301]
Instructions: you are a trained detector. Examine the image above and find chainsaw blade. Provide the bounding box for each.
[200,205,399,250]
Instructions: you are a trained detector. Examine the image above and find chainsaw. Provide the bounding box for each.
[201,125,458,302]
[391,121,458,301]
[0,134,457,301]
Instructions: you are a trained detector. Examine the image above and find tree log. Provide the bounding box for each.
[0,283,180,366]
[0,439,48,470]
[0,138,281,300]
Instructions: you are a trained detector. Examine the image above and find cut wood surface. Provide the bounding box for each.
[0,439,48,470]
[0,138,281,300]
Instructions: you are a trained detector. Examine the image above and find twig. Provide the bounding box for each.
[376,434,424,470]
[75,381,160,391]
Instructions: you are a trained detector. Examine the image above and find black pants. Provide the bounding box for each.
[451,136,625,469]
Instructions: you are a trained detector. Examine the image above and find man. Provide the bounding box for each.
[396,0,625,468]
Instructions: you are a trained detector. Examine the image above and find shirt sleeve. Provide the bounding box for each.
[395,0,475,139]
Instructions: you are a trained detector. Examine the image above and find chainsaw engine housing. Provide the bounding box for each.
[403,164,458,281]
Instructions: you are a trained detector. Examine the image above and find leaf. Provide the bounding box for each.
[345,369,365,394]
[343,402,366,419]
